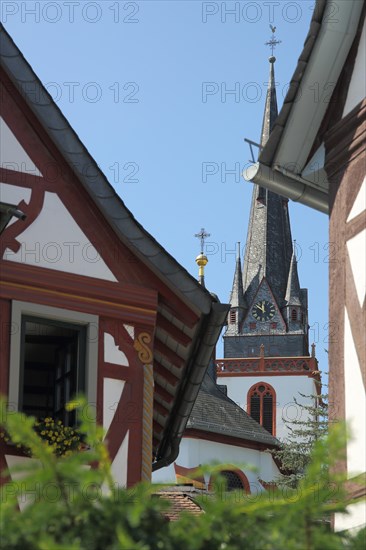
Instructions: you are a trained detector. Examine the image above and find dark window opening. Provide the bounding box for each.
[249,322,256,330]
[229,310,236,324]
[291,309,297,321]
[262,393,273,433]
[250,393,260,424]
[248,383,275,435]
[20,316,86,426]
[220,470,244,491]
[271,322,277,329]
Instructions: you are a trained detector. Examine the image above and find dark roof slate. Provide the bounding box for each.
[285,253,302,306]
[229,255,245,309]
[241,57,294,310]
[187,374,279,447]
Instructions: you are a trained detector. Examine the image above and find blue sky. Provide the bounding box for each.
[2,1,329,370]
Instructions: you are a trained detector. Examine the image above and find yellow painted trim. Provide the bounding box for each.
[1,281,156,316]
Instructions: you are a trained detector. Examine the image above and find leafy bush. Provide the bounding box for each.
[1,416,83,457]
[0,397,364,550]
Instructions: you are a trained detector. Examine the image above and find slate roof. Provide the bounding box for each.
[241,57,294,310]
[187,374,279,447]
[229,255,245,309]
[285,252,302,306]
[260,57,279,148]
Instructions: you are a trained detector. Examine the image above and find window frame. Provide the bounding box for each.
[9,301,98,417]
[247,382,276,436]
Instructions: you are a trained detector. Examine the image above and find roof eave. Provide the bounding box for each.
[152,302,230,471]
[243,0,364,214]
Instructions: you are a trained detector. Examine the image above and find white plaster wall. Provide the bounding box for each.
[347,228,366,308]
[152,437,280,492]
[344,309,366,477]
[5,455,41,511]
[3,191,117,281]
[335,501,366,533]
[104,333,129,366]
[111,431,129,487]
[218,375,317,441]
[103,378,125,433]
[0,183,32,228]
[0,117,42,176]
[347,176,366,223]
[343,20,366,117]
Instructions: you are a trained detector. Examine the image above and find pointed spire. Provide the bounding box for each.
[260,56,278,148]
[242,43,294,308]
[229,243,245,308]
[285,245,302,306]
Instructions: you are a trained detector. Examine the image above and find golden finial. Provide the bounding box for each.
[194,227,210,286]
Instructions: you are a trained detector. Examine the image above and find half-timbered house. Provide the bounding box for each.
[243,0,365,531]
[0,24,229,488]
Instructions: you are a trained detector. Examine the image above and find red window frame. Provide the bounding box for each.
[247,382,276,436]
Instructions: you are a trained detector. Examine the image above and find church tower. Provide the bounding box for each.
[217,35,319,441]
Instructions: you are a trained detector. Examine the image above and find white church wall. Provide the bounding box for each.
[218,375,318,441]
[152,436,281,491]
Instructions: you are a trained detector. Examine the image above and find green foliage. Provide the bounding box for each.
[1,416,83,457]
[273,380,329,487]
[1,397,364,550]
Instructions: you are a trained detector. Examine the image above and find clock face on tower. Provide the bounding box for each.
[251,300,276,322]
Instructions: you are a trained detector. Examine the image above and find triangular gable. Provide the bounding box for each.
[3,191,117,281]
[0,80,145,284]
[243,277,286,331]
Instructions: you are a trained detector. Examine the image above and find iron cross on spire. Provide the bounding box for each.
[195,227,210,254]
[265,25,281,56]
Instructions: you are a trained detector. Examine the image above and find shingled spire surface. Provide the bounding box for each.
[223,44,309,358]
[242,56,293,308]
[229,246,245,309]
[285,250,302,306]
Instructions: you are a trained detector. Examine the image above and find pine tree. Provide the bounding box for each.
[273,376,328,488]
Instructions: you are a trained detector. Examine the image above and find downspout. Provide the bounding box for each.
[243,162,329,214]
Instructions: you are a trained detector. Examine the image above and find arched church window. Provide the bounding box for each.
[291,309,297,321]
[229,310,236,324]
[247,382,276,435]
[209,468,250,493]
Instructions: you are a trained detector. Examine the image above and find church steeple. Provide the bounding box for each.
[224,30,309,358]
[242,52,293,309]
